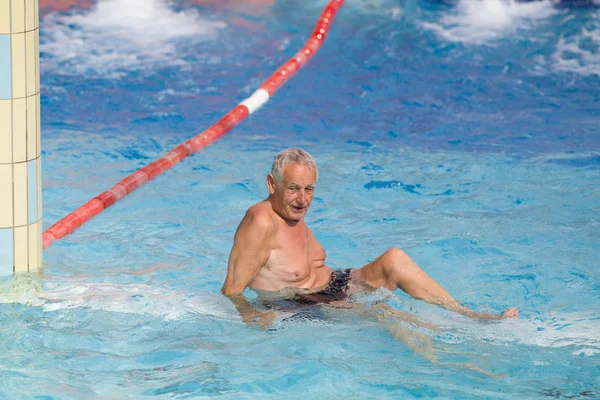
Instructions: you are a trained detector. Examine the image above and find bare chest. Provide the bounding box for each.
[260,225,326,286]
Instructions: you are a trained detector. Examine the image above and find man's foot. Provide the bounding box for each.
[502,307,519,318]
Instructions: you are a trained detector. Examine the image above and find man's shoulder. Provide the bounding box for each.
[243,201,277,232]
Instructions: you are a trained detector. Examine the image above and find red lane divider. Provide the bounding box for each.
[42,0,345,250]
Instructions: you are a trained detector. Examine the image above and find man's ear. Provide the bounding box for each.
[266,174,276,195]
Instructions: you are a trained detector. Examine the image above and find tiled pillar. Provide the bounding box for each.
[0,0,42,276]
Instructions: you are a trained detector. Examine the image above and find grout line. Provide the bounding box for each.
[24,0,30,271]
[0,154,41,165]
[9,0,15,273]
[2,27,39,35]
[0,217,42,230]
[0,90,41,101]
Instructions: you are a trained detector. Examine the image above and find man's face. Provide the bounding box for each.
[268,163,317,223]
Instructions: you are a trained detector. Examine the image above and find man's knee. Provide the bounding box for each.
[380,248,411,275]
[383,247,409,264]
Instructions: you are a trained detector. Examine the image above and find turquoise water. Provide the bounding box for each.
[2,0,600,398]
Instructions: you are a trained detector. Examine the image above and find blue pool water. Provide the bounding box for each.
[1,0,599,398]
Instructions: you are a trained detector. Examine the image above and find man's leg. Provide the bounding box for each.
[357,248,518,319]
[323,301,508,377]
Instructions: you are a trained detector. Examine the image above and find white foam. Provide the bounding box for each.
[428,311,600,357]
[0,280,237,320]
[422,0,557,45]
[42,0,226,77]
[2,278,597,356]
[551,12,600,76]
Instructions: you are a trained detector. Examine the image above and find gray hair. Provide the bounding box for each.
[271,148,318,182]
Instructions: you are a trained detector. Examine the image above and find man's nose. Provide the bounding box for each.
[297,190,306,204]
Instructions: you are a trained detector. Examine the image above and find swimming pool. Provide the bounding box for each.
[1,0,599,397]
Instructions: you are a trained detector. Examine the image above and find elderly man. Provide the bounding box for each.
[222,148,518,325]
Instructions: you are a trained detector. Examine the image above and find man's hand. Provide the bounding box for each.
[243,310,277,329]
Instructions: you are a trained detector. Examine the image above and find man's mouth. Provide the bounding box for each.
[291,205,305,212]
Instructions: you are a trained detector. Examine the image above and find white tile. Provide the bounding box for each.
[34,0,38,31]
[26,93,36,159]
[0,163,12,228]
[11,0,25,33]
[25,0,35,32]
[0,99,11,163]
[25,30,34,96]
[34,29,38,93]
[28,220,39,270]
[0,1,10,34]
[36,154,40,219]
[12,96,26,162]
[13,161,26,226]
[27,158,36,224]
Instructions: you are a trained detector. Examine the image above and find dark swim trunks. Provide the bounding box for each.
[262,269,353,312]
[311,268,353,302]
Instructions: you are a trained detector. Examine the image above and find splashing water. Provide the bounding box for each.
[552,11,600,75]
[42,0,226,76]
[422,0,558,45]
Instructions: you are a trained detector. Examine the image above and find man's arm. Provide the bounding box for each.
[221,207,275,325]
